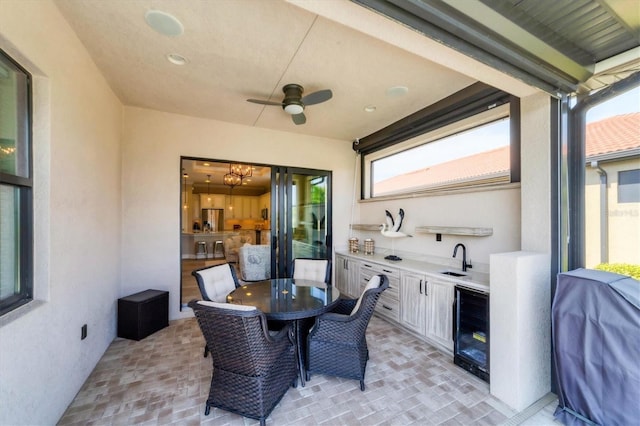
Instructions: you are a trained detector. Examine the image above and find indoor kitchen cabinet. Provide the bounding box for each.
[226,195,260,219]
[400,271,427,335]
[425,277,455,351]
[335,254,359,298]
[200,194,225,209]
[241,197,259,219]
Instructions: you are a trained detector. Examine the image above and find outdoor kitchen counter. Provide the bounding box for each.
[336,250,490,292]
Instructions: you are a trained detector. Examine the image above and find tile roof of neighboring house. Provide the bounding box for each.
[375,146,509,195]
[586,112,640,158]
[375,113,639,194]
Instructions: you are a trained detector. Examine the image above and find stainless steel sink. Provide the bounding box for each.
[440,271,467,277]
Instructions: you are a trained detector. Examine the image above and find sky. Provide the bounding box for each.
[587,86,640,123]
[374,86,640,183]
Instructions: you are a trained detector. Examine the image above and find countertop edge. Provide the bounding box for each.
[336,250,490,291]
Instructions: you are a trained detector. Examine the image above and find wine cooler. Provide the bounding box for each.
[453,285,489,383]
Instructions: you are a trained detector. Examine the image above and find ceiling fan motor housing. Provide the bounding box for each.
[282,84,304,114]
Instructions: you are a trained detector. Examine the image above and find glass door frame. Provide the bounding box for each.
[271,166,332,278]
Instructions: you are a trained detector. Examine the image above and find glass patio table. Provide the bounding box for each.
[227,278,340,386]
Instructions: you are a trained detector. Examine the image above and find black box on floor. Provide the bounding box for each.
[118,289,169,340]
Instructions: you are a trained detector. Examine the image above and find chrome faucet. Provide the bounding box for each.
[453,243,472,272]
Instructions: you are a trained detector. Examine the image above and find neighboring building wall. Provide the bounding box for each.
[121,106,356,319]
[585,157,640,267]
[0,1,123,424]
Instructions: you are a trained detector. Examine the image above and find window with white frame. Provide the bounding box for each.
[364,104,513,198]
[0,49,33,316]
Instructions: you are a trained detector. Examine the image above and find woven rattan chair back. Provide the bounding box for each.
[306,274,389,390]
[189,300,297,426]
[191,263,242,358]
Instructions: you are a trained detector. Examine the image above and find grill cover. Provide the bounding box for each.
[552,269,640,425]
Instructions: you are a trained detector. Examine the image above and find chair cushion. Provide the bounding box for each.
[351,275,381,315]
[239,245,271,281]
[197,300,256,311]
[293,259,328,282]
[196,265,237,302]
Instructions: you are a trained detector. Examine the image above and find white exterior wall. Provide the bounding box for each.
[352,187,522,266]
[520,93,552,253]
[121,107,356,319]
[0,1,123,424]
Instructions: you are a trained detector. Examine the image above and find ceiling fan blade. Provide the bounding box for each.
[292,112,306,125]
[246,99,283,106]
[301,89,332,106]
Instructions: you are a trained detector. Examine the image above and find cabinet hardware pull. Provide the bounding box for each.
[419,280,423,294]
[382,305,392,311]
[364,263,372,268]
[383,269,392,273]
[425,281,428,296]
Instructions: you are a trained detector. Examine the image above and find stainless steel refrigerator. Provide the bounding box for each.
[201,208,224,232]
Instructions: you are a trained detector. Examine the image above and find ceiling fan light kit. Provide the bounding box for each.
[247,83,332,125]
[284,103,304,115]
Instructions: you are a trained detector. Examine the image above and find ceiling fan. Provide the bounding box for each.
[247,83,332,125]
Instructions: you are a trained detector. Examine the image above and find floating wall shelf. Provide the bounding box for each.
[414,226,493,237]
[350,224,382,231]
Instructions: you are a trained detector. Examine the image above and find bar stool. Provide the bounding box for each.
[196,241,207,259]
[213,240,225,259]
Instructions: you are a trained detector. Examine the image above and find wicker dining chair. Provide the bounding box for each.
[191,263,241,357]
[292,258,331,284]
[306,274,389,391]
[189,300,297,426]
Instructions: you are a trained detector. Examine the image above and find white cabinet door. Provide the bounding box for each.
[335,255,359,298]
[229,195,247,218]
[335,255,348,295]
[425,278,455,351]
[400,271,427,335]
[250,197,259,218]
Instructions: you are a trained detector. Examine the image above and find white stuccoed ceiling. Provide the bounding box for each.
[53,0,529,142]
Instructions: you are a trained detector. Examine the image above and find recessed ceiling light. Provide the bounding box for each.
[145,10,184,37]
[364,105,377,113]
[203,162,210,166]
[386,86,409,97]
[166,53,187,65]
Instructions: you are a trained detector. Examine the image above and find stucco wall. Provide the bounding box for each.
[121,106,356,319]
[520,93,552,254]
[352,187,521,267]
[0,0,123,424]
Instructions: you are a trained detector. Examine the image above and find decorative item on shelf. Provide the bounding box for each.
[364,239,375,255]
[349,237,359,253]
[380,208,412,261]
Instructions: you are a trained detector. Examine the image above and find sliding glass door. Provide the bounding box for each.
[271,167,332,278]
